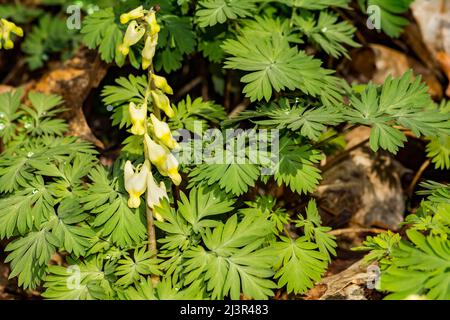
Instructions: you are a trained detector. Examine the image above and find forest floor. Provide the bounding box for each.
[1,0,449,300]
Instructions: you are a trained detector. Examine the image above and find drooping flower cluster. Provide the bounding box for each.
[0,19,23,50]
[118,6,160,70]
[121,6,181,218]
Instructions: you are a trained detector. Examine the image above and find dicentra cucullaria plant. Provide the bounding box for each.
[355,181,450,300]
[0,0,449,300]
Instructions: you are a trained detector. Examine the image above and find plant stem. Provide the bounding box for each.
[407,159,431,196]
[146,204,157,253]
[328,227,387,236]
[321,137,370,172]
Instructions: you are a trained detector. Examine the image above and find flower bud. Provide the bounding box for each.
[146,171,168,214]
[142,34,158,70]
[3,39,13,50]
[151,74,173,95]
[120,6,145,24]
[124,160,150,208]
[150,114,178,149]
[144,11,160,36]
[151,90,174,118]
[163,153,182,186]
[120,21,145,56]
[129,102,147,135]
[144,134,167,169]
[1,19,23,37]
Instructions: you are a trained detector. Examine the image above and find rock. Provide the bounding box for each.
[316,127,409,230]
[306,259,376,300]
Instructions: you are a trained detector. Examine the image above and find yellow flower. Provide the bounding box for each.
[1,19,23,37]
[163,153,182,186]
[144,134,167,169]
[3,39,14,50]
[124,160,150,208]
[151,90,174,118]
[0,19,23,50]
[144,11,161,36]
[146,171,168,215]
[151,74,173,95]
[129,102,147,135]
[150,114,178,149]
[119,21,145,56]
[141,34,158,70]
[120,6,145,24]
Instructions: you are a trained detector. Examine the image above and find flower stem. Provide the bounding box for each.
[146,204,157,253]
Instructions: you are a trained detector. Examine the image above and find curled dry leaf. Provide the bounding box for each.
[30,47,108,148]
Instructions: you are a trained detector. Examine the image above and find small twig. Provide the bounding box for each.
[328,227,387,236]
[228,99,250,118]
[2,58,26,84]
[224,70,232,112]
[321,137,370,172]
[174,76,202,100]
[407,159,431,196]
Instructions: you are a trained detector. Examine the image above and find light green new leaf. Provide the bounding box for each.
[381,230,450,300]
[271,236,328,294]
[294,11,359,58]
[223,33,342,103]
[83,166,146,247]
[188,162,260,196]
[115,247,161,287]
[274,137,323,194]
[178,186,234,233]
[279,0,350,10]
[81,8,124,65]
[196,0,256,27]
[5,229,58,289]
[0,89,23,143]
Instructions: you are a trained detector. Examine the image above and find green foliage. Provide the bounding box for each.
[222,32,342,103]
[0,4,42,24]
[81,8,125,66]
[22,14,79,70]
[274,137,323,195]
[295,200,337,261]
[426,101,450,170]
[188,162,260,196]
[156,15,196,73]
[345,71,449,153]
[271,236,327,294]
[83,166,147,247]
[170,95,226,135]
[1,0,443,301]
[115,247,161,286]
[279,0,350,10]
[360,182,450,300]
[427,135,450,170]
[184,214,276,299]
[101,74,148,129]
[353,230,401,264]
[0,89,23,144]
[381,230,450,300]
[358,0,414,37]
[195,0,256,27]
[293,11,359,58]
